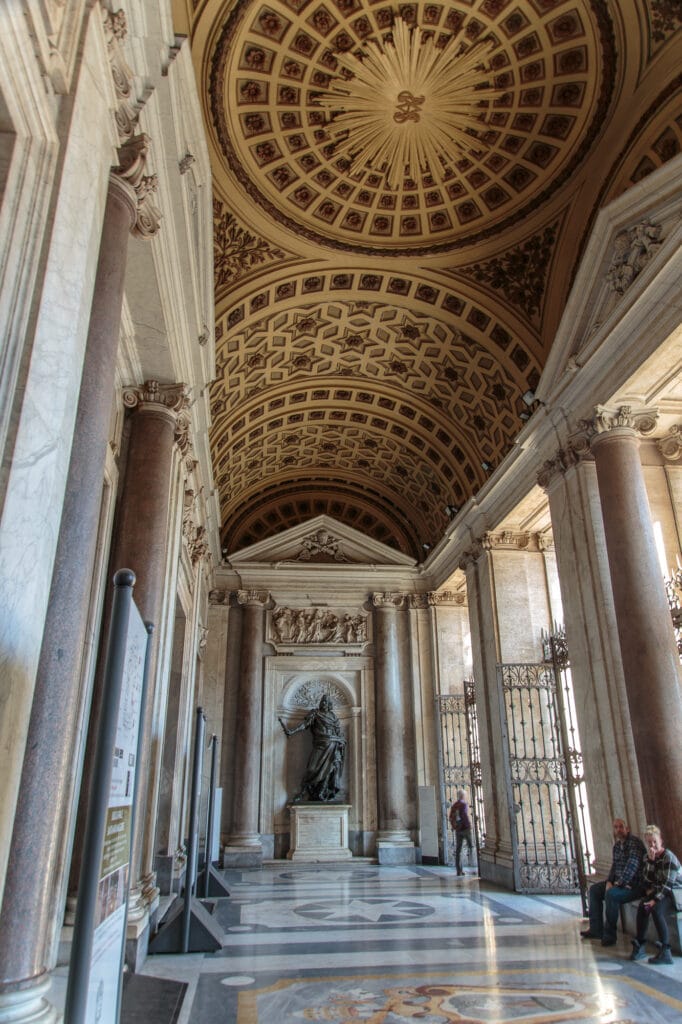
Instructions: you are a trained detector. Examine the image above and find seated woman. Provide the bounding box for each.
[630,824,681,964]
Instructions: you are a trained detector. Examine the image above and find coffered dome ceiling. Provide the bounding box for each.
[188,0,682,560]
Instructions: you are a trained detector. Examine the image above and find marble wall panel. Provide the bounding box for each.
[0,10,115,900]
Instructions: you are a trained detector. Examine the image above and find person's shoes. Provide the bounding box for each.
[456,870,464,876]
[580,930,601,939]
[601,936,617,947]
[648,943,674,965]
[629,940,647,961]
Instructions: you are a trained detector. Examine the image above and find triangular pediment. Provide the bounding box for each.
[227,515,416,568]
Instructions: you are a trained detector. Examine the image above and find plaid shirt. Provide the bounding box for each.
[642,848,681,902]
[607,833,645,888]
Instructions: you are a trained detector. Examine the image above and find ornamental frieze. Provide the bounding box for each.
[270,607,368,646]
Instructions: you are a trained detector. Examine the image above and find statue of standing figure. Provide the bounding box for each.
[279,695,346,802]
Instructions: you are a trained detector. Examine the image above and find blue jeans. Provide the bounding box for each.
[588,880,640,940]
[455,828,473,872]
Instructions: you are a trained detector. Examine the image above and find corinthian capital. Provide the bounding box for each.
[576,405,659,445]
[658,425,682,462]
[236,590,270,608]
[122,380,191,418]
[428,591,466,607]
[371,592,407,609]
[113,135,162,239]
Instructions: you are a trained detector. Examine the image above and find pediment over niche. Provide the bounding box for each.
[228,514,416,568]
[538,154,682,403]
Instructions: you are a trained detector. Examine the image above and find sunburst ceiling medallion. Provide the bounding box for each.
[317,19,497,188]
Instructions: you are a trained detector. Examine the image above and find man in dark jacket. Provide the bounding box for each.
[581,818,645,946]
[449,789,473,876]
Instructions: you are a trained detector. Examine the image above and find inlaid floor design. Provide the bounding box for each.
[139,863,682,1023]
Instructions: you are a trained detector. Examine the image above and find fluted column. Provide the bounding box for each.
[224,590,269,867]
[580,405,682,854]
[538,448,644,875]
[0,137,160,1020]
[372,593,417,864]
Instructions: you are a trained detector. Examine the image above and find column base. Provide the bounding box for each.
[125,907,150,974]
[0,976,59,1023]
[222,845,263,868]
[374,839,417,864]
[478,849,515,889]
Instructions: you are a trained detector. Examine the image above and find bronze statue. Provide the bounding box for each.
[279,695,346,802]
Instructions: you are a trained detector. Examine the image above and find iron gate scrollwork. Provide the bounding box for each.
[436,684,485,869]
[499,638,591,908]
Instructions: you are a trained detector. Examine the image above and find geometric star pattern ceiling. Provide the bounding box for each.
[187,0,682,561]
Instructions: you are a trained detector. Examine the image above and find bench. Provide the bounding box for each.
[620,898,682,955]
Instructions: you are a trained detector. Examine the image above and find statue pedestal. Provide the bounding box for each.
[287,804,352,861]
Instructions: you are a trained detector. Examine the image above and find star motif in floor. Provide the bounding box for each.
[294,898,434,922]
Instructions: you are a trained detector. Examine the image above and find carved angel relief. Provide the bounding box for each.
[270,607,367,645]
[606,221,662,295]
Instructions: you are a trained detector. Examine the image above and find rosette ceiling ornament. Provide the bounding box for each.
[316,18,499,189]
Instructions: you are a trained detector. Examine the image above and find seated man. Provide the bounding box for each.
[581,818,645,946]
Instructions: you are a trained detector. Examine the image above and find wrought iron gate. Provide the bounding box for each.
[499,642,591,906]
[436,683,485,868]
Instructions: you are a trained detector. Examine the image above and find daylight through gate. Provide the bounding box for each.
[499,657,590,902]
[436,687,485,869]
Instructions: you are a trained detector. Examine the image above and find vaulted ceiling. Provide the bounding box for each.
[184,0,682,560]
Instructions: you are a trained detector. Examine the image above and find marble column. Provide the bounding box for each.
[584,405,682,854]
[538,449,644,875]
[372,593,417,864]
[0,147,159,1022]
[223,590,269,867]
[112,381,189,931]
[460,545,515,888]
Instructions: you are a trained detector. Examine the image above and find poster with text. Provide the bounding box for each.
[85,601,148,1024]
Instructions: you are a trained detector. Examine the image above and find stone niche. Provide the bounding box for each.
[263,665,376,859]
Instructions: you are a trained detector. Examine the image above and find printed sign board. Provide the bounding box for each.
[85,600,148,1023]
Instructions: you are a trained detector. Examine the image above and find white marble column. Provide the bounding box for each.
[538,448,645,875]
[223,590,269,867]
[583,405,682,855]
[372,593,417,864]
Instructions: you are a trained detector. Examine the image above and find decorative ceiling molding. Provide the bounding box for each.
[206,0,616,256]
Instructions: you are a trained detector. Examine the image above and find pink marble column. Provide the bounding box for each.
[372,593,417,863]
[112,382,190,906]
[0,145,159,1020]
[224,590,269,867]
[587,406,682,854]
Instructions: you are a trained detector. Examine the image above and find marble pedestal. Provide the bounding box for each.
[287,804,352,862]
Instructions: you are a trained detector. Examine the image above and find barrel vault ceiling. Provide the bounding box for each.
[183,0,682,561]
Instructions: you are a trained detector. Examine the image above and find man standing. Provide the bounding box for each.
[449,789,473,876]
[581,819,645,946]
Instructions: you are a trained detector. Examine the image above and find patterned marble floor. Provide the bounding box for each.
[136,863,682,1023]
